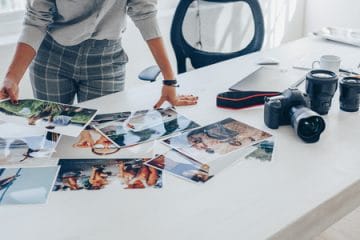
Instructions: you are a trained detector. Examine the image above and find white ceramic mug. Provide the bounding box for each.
[312,55,341,73]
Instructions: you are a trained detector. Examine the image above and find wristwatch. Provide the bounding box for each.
[163,80,179,87]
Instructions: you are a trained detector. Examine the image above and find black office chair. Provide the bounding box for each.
[139,0,265,81]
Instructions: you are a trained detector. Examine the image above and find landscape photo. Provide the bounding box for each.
[163,118,272,163]
[0,166,59,205]
[0,121,60,166]
[54,159,162,191]
[93,108,200,148]
[245,139,275,162]
[0,99,97,137]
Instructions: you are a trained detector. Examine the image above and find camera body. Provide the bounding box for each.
[264,88,326,143]
[340,77,360,112]
[264,88,310,129]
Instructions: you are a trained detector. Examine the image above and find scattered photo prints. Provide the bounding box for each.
[245,139,275,162]
[145,149,213,184]
[54,159,162,191]
[92,108,200,148]
[0,121,60,167]
[53,127,154,159]
[163,118,272,163]
[0,99,97,137]
[0,166,59,205]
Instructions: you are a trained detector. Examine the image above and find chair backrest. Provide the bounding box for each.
[171,0,265,74]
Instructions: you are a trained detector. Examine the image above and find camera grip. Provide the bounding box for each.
[264,100,282,129]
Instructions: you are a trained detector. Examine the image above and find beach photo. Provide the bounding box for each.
[0,166,59,205]
[0,99,97,137]
[0,121,60,166]
[93,108,200,148]
[53,127,154,159]
[163,118,272,163]
[54,159,162,191]
[145,149,213,183]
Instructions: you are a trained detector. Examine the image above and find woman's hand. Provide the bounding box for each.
[0,43,36,103]
[145,38,198,108]
[0,78,19,103]
[154,85,198,108]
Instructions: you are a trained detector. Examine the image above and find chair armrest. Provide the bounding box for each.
[138,65,161,82]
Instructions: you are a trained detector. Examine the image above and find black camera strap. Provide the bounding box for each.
[217,91,281,110]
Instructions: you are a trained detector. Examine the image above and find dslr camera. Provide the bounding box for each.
[340,77,360,112]
[264,88,326,143]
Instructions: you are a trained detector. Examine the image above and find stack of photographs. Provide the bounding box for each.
[146,118,273,183]
[0,114,61,205]
[1,100,210,205]
[0,99,97,137]
[0,97,276,202]
[92,108,200,148]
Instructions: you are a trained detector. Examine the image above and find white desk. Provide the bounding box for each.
[1,37,360,240]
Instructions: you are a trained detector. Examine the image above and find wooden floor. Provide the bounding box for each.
[314,206,360,240]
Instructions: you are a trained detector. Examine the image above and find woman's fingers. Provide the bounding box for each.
[1,80,19,104]
[0,88,7,99]
[178,94,198,99]
[161,95,198,107]
[178,95,199,101]
[175,98,197,106]
[154,96,167,109]
[7,88,18,104]
[174,95,198,106]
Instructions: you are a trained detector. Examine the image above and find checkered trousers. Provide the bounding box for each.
[30,34,128,104]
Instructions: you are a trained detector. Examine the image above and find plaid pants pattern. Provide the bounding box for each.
[30,34,127,104]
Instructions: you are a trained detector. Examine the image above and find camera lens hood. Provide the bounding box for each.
[290,106,326,143]
[340,77,360,87]
[306,69,338,85]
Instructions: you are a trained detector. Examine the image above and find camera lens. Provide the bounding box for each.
[306,69,338,115]
[298,117,324,138]
[290,106,326,143]
[339,77,360,112]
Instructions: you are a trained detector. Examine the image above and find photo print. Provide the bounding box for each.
[54,159,162,191]
[145,149,213,184]
[53,127,154,159]
[0,166,59,205]
[245,138,275,162]
[163,118,272,163]
[0,121,60,166]
[92,108,200,148]
[0,99,97,137]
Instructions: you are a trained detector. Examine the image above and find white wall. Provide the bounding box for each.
[0,0,307,98]
[261,0,306,48]
[305,0,360,34]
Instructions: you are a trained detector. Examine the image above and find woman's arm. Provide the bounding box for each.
[146,37,198,108]
[127,0,198,108]
[0,0,55,102]
[0,43,36,102]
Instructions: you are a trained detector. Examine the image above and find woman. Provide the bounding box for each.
[0,1,198,108]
